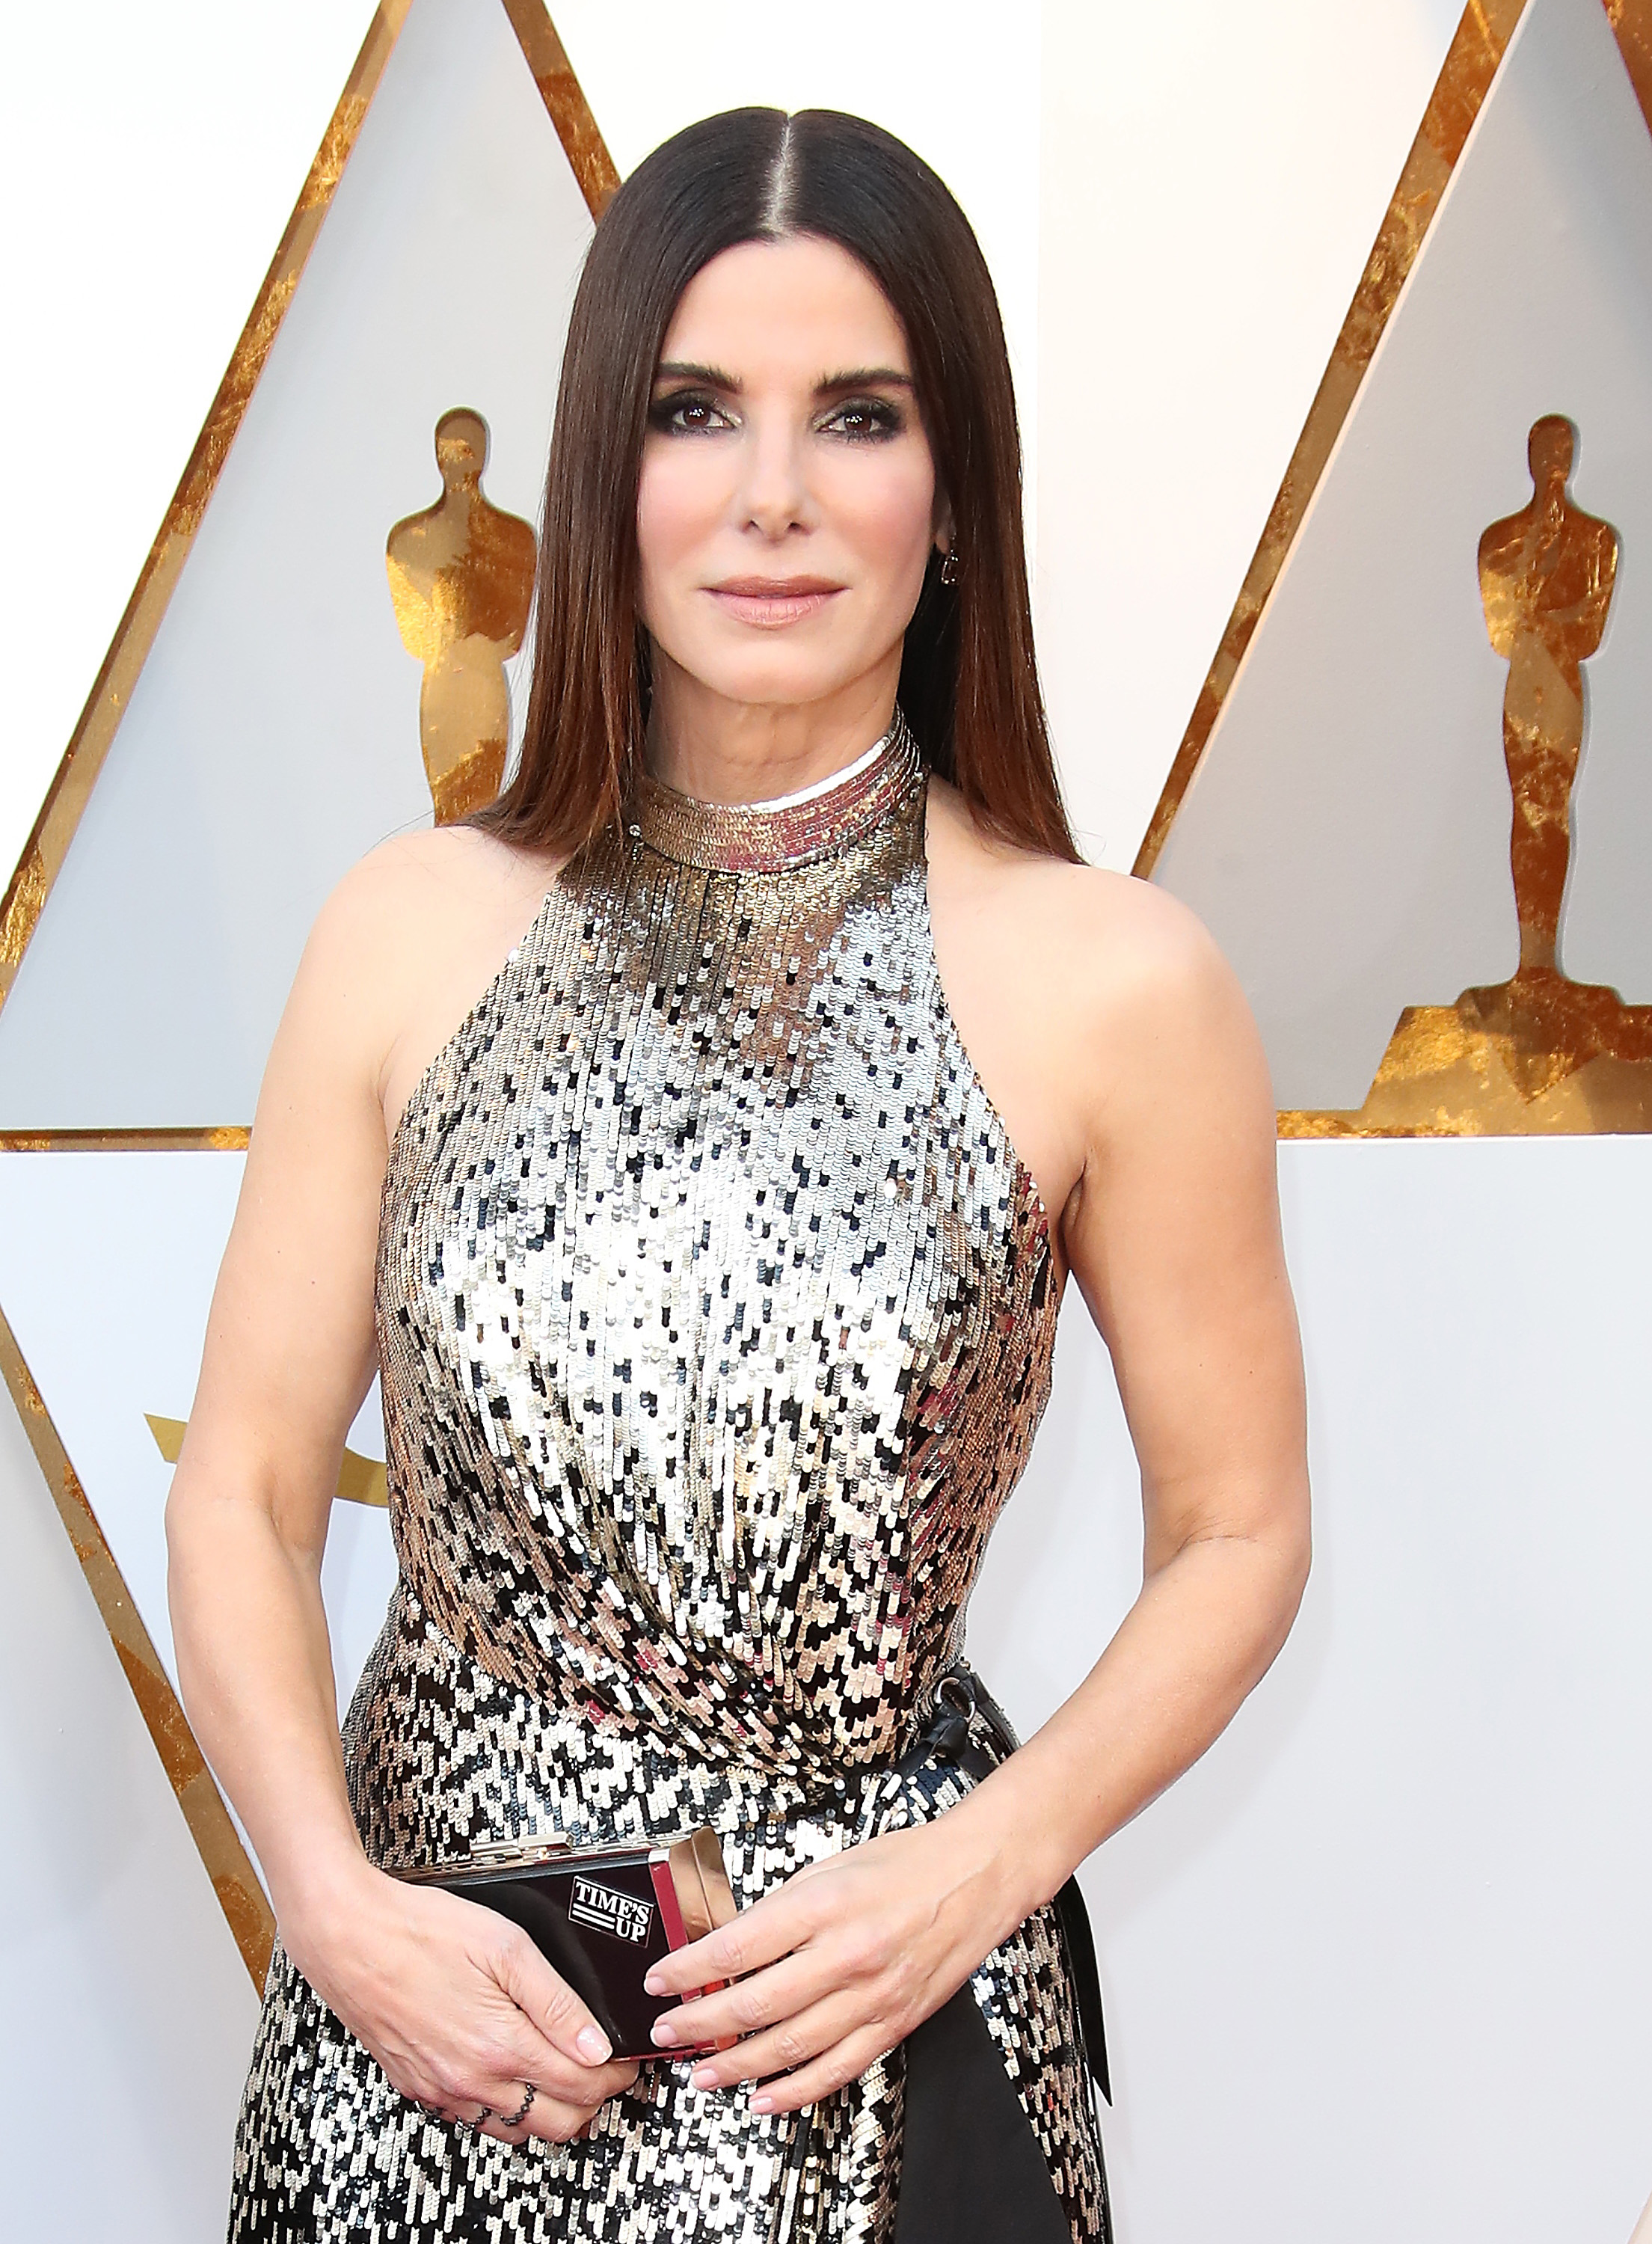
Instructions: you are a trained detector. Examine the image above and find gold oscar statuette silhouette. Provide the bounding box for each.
[1295,414,1652,1136]
[1477,413,1618,986]
[386,408,537,824]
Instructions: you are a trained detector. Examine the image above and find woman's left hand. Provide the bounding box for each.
[642,1810,1024,2113]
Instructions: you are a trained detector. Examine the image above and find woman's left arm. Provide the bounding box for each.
[645,886,1310,2110]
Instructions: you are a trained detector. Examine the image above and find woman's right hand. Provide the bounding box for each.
[286,1858,642,2145]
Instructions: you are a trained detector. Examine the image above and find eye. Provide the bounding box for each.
[819,396,906,444]
[648,390,736,435]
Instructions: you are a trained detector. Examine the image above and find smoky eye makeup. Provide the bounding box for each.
[647,386,737,435]
[817,394,909,444]
[643,373,913,442]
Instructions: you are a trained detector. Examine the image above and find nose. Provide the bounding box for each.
[733,406,811,540]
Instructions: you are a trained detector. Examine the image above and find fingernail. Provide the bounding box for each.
[642,1970,665,1996]
[650,2017,678,2048]
[751,2091,776,2113]
[690,2064,718,2090]
[576,2026,612,2063]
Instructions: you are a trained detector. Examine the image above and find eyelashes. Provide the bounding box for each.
[648,390,734,436]
[820,398,906,444]
[646,390,908,444]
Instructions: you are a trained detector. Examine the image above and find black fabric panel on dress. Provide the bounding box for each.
[893,1988,1081,2244]
[1053,1877,1111,2106]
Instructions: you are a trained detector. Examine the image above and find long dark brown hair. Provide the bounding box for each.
[480,107,1078,864]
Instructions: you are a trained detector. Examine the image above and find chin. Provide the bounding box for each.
[683,653,867,711]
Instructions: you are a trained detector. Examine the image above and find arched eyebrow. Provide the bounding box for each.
[654,361,740,390]
[653,361,915,396]
[815,368,914,394]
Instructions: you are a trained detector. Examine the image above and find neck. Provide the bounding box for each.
[631,708,920,874]
[644,650,903,806]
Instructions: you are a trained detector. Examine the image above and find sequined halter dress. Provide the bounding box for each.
[231,717,1109,2243]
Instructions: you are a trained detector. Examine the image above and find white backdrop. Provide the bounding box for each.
[3,4,1651,2242]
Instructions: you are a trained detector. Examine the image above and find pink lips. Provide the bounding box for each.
[705,576,844,628]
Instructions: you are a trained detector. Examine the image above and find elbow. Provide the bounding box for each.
[1284,1486,1313,1606]
[163,1459,218,1658]
[162,1469,197,1577]
[1268,1486,1313,1655]
[163,1448,223,1578]
[165,1447,326,1591]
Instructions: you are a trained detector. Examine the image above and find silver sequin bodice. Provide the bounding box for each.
[375,719,1057,1790]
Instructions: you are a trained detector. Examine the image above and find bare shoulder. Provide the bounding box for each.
[926,776,1253,1072]
[923,777,1271,1242]
[311,824,549,960]
[276,823,567,1136]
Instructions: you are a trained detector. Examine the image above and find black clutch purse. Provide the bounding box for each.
[396,1827,738,2061]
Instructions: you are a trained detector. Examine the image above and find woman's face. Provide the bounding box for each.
[636,234,944,730]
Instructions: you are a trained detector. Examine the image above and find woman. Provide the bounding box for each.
[168,108,1309,2243]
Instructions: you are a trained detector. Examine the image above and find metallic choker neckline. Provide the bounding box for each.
[629,712,921,873]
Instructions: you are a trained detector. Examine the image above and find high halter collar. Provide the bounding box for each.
[629,711,921,873]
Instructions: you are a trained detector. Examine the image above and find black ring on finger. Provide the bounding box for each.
[500,2081,536,2130]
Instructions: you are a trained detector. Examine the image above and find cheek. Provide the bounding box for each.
[636,444,728,592]
[825,453,938,580]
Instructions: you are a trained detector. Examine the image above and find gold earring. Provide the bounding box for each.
[939,545,959,586]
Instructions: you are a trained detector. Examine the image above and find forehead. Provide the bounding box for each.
[659,236,909,378]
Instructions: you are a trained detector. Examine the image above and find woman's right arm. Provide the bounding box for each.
[165,846,638,2141]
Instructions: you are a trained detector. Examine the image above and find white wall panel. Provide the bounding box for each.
[971,1136,1652,2244]
[0,1374,258,2240]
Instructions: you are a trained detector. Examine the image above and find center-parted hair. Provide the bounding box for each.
[482,108,1078,864]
